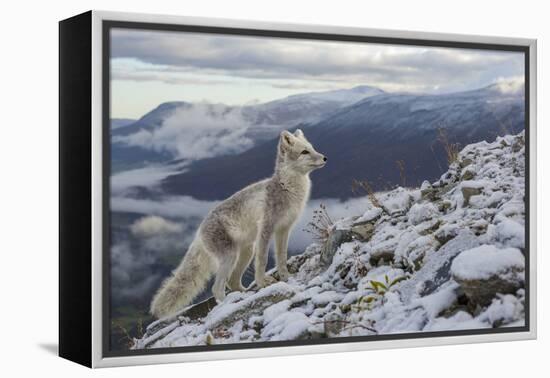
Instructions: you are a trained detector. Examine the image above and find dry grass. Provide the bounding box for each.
[112,321,136,349]
[351,179,382,208]
[112,318,144,350]
[304,203,334,244]
[395,159,406,187]
[436,127,461,164]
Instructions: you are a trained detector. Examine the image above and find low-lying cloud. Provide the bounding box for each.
[109,193,373,306]
[113,194,371,252]
[131,215,183,237]
[111,195,220,219]
[113,103,254,160]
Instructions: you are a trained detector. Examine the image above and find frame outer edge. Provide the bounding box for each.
[91,10,104,368]
[528,39,537,339]
[90,9,537,367]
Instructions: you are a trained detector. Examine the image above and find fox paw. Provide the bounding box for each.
[255,275,277,289]
[227,282,246,292]
[277,269,290,282]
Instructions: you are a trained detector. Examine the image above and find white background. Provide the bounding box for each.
[0,0,546,376]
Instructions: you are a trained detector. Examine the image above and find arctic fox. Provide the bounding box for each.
[150,129,327,319]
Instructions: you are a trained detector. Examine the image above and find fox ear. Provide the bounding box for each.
[279,130,294,153]
[294,129,304,139]
[280,130,294,146]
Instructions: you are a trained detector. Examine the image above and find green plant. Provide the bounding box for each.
[350,274,407,312]
[368,274,407,295]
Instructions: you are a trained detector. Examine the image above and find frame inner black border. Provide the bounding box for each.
[102,19,531,358]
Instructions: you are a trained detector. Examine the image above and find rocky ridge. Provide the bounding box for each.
[134,131,526,349]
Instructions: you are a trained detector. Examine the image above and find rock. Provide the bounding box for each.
[286,252,311,274]
[461,169,475,181]
[350,222,375,241]
[132,131,527,349]
[324,312,346,337]
[379,187,413,216]
[408,203,438,225]
[207,283,296,329]
[410,230,479,298]
[455,275,523,307]
[461,184,483,206]
[459,158,473,168]
[451,245,525,306]
[434,224,459,245]
[369,250,395,266]
[421,181,438,201]
[142,296,218,339]
[418,219,442,236]
[438,200,453,213]
[320,229,359,267]
[512,136,524,152]
[354,208,383,224]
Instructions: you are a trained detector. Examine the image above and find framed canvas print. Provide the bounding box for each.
[59,10,537,368]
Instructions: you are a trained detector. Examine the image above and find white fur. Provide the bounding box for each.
[150,129,326,318]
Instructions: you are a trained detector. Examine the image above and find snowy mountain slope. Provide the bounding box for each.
[111,118,136,130]
[160,82,524,200]
[134,132,526,348]
[110,86,385,170]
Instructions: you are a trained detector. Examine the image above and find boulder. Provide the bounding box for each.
[461,184,483,206]
[451,245,525,306]
[320,229,359,267]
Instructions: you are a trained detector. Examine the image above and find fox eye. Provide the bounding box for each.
[301,150,310,155]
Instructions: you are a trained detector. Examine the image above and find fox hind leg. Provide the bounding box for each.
[227,244,254,292]
[212,251,238,303]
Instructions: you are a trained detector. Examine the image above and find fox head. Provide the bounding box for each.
[277,129,327,174]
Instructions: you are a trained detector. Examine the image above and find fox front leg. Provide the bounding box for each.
[275,227,290,282]
[254,222,275,288]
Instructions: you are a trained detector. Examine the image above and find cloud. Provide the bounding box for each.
[111,195,220,218]
[111,28,524,95]
[109,192,374,304]
[111,163,188,195]
[131,215,183,237]
[111,193,371,252]
[491,75,525,95]
[113,103,254,160]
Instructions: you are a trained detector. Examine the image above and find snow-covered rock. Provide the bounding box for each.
[451,245,524,305]
[134,132,526,349]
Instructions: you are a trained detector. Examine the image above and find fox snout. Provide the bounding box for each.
[313,153,327,168]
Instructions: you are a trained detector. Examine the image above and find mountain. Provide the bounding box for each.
[110,86,384,171]
[134,132,526,348]
[111,118,136,130]
[112,102,192,137]
[111,102,192,171]
[242,85,384,142]
[160,83,524,200]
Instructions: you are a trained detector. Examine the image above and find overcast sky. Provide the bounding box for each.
[110,28,524,119]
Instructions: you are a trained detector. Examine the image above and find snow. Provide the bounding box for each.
[451,245,524,281]
[378,187,414,214]
[263,300,292,324]
[408,203,438,225]
[134,132,526,349]
[495,218,525,249]
[261,311,312,341]
[355,207,383,223]
[412,281,459,318]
